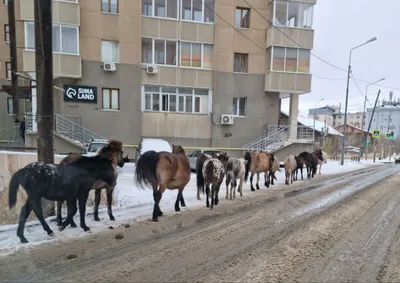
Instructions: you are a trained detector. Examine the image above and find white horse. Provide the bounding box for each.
[318,150,329,175]
[225,158,247,200]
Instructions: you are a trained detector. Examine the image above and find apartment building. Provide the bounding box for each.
[0,0,316,150]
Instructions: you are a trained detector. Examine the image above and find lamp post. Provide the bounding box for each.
[313,98,324,142]
[340,36,377,165]
[359,77,385,160]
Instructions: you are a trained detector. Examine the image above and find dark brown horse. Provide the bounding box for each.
[294,156,305,181]
[244,151,274,190]
[56,140,125,228]
[135,145,191,221]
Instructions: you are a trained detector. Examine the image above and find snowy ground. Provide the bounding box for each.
[0,158,388,256]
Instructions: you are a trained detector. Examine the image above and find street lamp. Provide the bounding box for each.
[340,36,377,165]
[313,98,324,142]
[359,77,385,160]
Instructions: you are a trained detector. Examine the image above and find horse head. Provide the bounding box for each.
[98,139,125,167]
[217,152,230,165]
[172,144,185,155]
[315,149,323,161]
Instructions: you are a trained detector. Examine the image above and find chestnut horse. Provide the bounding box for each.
[135,145,191,222]
[244,151,274,191]
[56,140,125,228]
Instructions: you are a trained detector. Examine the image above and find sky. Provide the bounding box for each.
[280,0,400,117]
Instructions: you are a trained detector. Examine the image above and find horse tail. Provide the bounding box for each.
[244,152,252,182]
[135,150,159,190]
[8,168,24,209]
[196,154,207,195]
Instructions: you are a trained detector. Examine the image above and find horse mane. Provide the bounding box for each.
[98,140,123,154]
[172,144,185,155]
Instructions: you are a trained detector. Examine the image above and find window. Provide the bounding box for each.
[102,88,120,110]
[142,38,213,68]
[101,0,118,14]
[180,41,213,68]
[4,24,9,43]
[232,97,247,116]
[142,38,177,66]
[5,62,11,79]
[25,22,79,54]
[101,40,119,62]
[3,0,8,5]
[234,53,248,73]
[181,0,215,23]
[272,0,314,29]
[142,0,178,19]
[270,47,310,73]
[235,7,250,28]
[7,98,13,114]
[143,85,210,114]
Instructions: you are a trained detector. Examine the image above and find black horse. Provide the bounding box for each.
[298,150,323,179]
[8,155,117,244]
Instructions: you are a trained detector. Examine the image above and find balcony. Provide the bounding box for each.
[22,50,82,78]
[266,27,314,50]
[20,0,80,25]
[264,71,311,94]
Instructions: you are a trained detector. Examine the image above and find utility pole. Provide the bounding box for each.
[362,90,381,161]
[8,0,19,121]
[34,0,55,216]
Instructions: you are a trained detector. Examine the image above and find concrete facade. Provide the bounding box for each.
[0,0,316,149]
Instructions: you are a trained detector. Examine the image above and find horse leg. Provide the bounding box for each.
[250,172,255,191]
[93,189,101,221]
[78,192,91,232]
[205,184,210,207]
[180,189,186,207]
[256,173,261,190]
[69,201,78,228]
[215,183,221,205]
[301,168,304,180]
[238,176,244,197]
[232,179,237,199]
[16,200,32,243]
[152,184,164,221]
[175,190,182,212]
[59,199,77,231]
[30,198,54,237]
[106,189,115,221]
[56,201,63,227]
[225,175,230,199]
[210,184,215,209]
[271,172,275,185]
[265,172,270,188]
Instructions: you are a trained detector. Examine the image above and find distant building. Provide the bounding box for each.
[308,104,364,129]
[365,99,400,140]
[308,105,337,127]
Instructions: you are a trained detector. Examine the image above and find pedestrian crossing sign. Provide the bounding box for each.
[372,130,380,138]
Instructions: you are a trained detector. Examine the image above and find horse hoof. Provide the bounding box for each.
[20,238,29,244]
[48,232,55,237]
[152,218,159,222]
[110,216,116,221]
[83,227,91,232]
[158,211,163,217]
[71,223,77,228]
[181,203,186,207]
[175,207,181,212]
[94,216,100,222]
[251,188,255,192]
[59,226,65,232]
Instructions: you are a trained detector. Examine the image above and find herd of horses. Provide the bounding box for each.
[7,140,328,244]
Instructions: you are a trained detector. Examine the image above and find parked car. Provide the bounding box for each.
[395,155,400,164]
[82,139,109,157]
[188,149,221,171]
[135,138,171,162]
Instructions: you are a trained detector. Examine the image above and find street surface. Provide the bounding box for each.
[1,164,400,282]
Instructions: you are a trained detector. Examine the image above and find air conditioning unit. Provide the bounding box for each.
[146,65,159,74]
[103,63,116,72]
[221,114,234,125]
